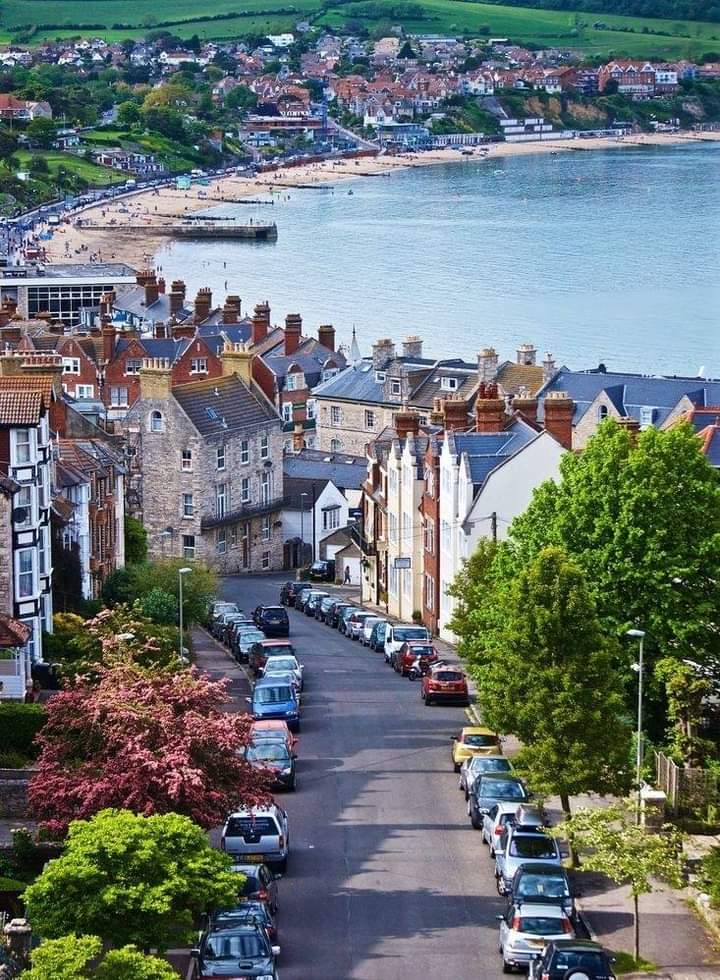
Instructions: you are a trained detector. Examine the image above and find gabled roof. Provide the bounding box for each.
[0,372,58,404]
[171,374,278,437]
[495,361,545,397]
[409,361,477,408]
[284,449,366,489]
[449,419,538,490]
[0,389,44,425]
[313,359,385,403]
[115,336,189,362]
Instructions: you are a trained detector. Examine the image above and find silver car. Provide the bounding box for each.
[481,802,520,857]
[458,755,513,799]
[361,617,384,645]
[262,653,304,690]
[221,805,290,873]
[498,901,574,971]
[495,826,562,895]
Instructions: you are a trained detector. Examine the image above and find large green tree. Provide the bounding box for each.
[23,810,239,951]
[102,560,216,627]
[21,935,177,980]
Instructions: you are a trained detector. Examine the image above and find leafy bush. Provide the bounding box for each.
[0,703,46,758]
[139,588,178,626]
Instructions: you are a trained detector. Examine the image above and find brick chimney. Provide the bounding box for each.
[542,351,557,384]
[154,322,166,339]
[372,338,395,370]
[543,391,574,449]
[99,290,115,318]
[318,324,335,352]
[171,280,186,301]
[443,397,469,432]
[172,321,195,340]
[139,357,173,401]
[169,288,184,316]
[430,396,445,426]
[144,272,159,308]
[394,410,420,439]
[512,391,538,424]
[617,416,640,443]
[220,340,252,385]
[193,287,212,324]
[157,277,166,295]
[135,270,153,287]
[475,382,505,433]
[402,335,423,359]
[102,324,116,363]
[0,354,24,376]
[222,295,241,324]
[478,347,498,384]
[517,343,537,366]
[285,314,302,356]
[292,420,305,452]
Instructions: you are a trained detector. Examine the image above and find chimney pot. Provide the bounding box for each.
[402,335,423,359]
[542,351,556,384]
[193,287,212,324]
[284,314,302,356]
[318,324,335,352]
[475,382,505,433]
[517,343,537,366]
[543,390,574,449]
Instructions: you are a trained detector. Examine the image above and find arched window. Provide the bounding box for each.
[330,438,343,452]
[597,404,609,421]
[150,410,164,433]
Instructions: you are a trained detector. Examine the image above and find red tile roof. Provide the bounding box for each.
[0,390,43,425]
[0,613,31,648]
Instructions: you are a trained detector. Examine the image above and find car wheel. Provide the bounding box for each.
[502,959,513,973]
[289,777,297,792]
[453,761,461,773]
[470,810,482,830]
[496,875,506,896]
[488,846,495,860]
[276,857,288,874]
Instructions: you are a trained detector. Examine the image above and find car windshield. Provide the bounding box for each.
[263,645,292,657]
[240,631,264,644]
[510,836,557,859]
[247,743,291,763]
[516,873,569,899]
[518,915,566,935]
[478,779,527,799]
[555,952,607,973]
[470,757,511,772]
[435,671,462,682]
[464,734,497,747]
[263,609,286,619]
[394,628,428,641]
[254,686,293,704]
[204,931,268,960]
[238,874,260,894]
[265,658,298,672]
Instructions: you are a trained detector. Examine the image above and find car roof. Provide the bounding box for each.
[251,720,290,729]
[548,940,606,951]
[227,805,281,817]
[462,726,494,735]
[257,639,293,648]
[494,801,523,814]
[261,605,285,611]
[265,653,298,661]
[514,862,569,876]
[230,863,267,873]
[511,902,567,917]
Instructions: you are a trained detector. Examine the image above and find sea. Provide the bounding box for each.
[155,143,720,377]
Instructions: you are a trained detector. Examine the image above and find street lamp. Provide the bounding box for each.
[299,492,309,568]
[178,567,192,658]
[626,628,646,824]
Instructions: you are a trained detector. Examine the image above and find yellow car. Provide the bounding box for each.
[450,727,501,772]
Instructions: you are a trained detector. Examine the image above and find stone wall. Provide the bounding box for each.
[316,399,394,455]
[0,773,32,819]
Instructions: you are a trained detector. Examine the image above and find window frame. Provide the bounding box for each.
[182,534,195,559]
[181,449,193,472]
[240,440,249,465]
[150,410,164,433]
[182,492,194,518]
[216,444,226,471]
[260,434,269,460]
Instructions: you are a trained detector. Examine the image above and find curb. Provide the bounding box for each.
[574,898,598,941]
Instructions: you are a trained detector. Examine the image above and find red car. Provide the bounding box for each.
[394,641,439,677]
[248,639,295,677]
[421,664,470,705]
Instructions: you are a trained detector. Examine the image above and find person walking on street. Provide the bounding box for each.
[343,566,351,585]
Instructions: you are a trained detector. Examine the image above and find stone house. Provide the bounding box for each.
[125,345,284,573]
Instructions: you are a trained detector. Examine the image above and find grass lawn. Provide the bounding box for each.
[4,0,720,55]
[611,951,658,974]
[14,149,126,185]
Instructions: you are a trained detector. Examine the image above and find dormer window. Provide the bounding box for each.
[639,406,655,429]
[321,367,338,383]
[390,378,402,398]
[375,371,386,383]
[441,376,459,391]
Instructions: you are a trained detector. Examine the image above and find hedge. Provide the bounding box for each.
[0,704,46,759]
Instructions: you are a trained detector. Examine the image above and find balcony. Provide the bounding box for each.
[201,499,280,530]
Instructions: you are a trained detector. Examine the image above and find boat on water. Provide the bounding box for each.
[348,189,354,195]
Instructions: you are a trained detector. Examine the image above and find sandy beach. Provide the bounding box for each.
[40,129,720,268]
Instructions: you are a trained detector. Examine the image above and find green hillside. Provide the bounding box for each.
[2,0,720,57]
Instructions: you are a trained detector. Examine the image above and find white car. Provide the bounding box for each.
[262,653,305,690]
[498,901,574,971]
[458,755,513,799]
[383,623,430,663]
[481,802,520,858]
[361,617,384,645]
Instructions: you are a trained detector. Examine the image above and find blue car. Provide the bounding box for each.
[249,680,300,733]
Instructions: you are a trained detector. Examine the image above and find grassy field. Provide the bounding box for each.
[15,149,126,184]
[2,0,720,57]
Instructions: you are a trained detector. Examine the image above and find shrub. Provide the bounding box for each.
[0,704,46,758]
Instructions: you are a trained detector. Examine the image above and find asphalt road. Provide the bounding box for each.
[215,573,509,980]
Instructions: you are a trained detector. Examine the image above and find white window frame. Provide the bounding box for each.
[330,405,342,426]
[17,547,34,599]
[216,483,227,518]
[260,434,269,460]
[365,409,375,430]
[282,402,293,423]
[241,477,250,504]
[285,373,299,392]
[261,471,271,505]
[13,428,32,465]
[306,399,316,420]
[217,528,227,554]
[262,550,271,570]
[182,534,195,559]
[14,485,33,528]
[182,493,194,518]
[76,384,94,399]
[330,438,343,452]
[124,358,142,375]
[441,376,458,391]
[190,357,208,375]
[217,444,226,471]
[323,506,340,531]
[390,378,402,397]
[261,515,271,541]
[150,410,164,433]
[62,357,81,375]
[240,440,249,465]
[110,386,129,408]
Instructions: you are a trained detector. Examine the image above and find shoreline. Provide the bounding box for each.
[40,130,720,269]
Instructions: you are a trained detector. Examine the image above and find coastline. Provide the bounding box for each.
[41,129,720,269]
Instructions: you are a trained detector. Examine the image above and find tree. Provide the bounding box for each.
[124,515,147,565]
[28,661,266,834]
[225,84,258,113]
[22,935,178,980]
[23,810,240,951]
[102,559,217,626]
[556,806,683,962]
[0,126,18,158]
[116,101,141,129]
[29,155,49,176]
[26,117,57,149]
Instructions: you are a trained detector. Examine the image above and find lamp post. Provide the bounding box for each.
[299,492,309,568]
[178,566,192,658]
[626,628,646,824]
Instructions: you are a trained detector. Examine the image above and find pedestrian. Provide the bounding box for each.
[343,565,351,585]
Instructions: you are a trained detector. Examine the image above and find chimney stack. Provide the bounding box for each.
[402,335,423,359]
[169,288,184,316]
[443,397,469,432]
[517,343,537,366]
[617,416,641,443]
[220,340,253,385]
[394,410,421,440]
[543,391,574,449]
[251,304,268,345]
[478,347,498,384]
[157,277,166,295]
[171,280,186,300]
[512,391,538,424]
[318,324,335,352]
[222,295,241,324]
[139,357,173,401]
[143,271,159,308]
[292,421,305,452]
[475,382,505,433]
[372,338,395,371]
[154,322,166,339]
[102,324,116,363]
[193,287,212,324]
[542,351,556,384]
[284,314,302,356]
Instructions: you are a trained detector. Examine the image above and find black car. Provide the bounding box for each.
[192,923,279,979]
[508,863,577,918]
[308,559,335,582]
[327,601,353,629]
[245,739,297,791]
[253,606,290,638]
[528,940,616,980]
[294,588,316,614]
[208,902,277,944]
[468,775,530,830]
[279,581,310,607]
[369,620,388,651]
[229,862,278,914]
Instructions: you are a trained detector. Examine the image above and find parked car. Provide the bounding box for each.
[212,610,243,640]
[309,559,335,581]
[222,614,252,646]
[248,680,300,732]
[249,719,298,755]
[318,596,337,622]
[257,669,301,702]
[192,922,280,979]
[226,862,279,914]
[208,901,278,945]
[208,601,239,628]
[368,620,388,651]
[394,641,438,675]
[527,940,616,980]
[507,864,577,920]
[450,727,502,771]
[303,590,329,617]
[480,802,521,858]
[498,901,575,972]
[280,582,311,607]
[232,627,265,663]
[361,616,384,645]
[248,639,296,677]
[327,601,353,629]
[495,826,562,895]
[459,755,513,799]
[422,664,470,705]
[245,738,297,791]
[294,588,316,614]
[467,775,530,829]
[383,623,430,663]
[346,610,374,640]
[338,606,360,636]
[261,653,304,690]
[253,605,290,638]
[221,804,290,872]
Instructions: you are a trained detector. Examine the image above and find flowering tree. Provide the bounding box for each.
[28,663,268,835]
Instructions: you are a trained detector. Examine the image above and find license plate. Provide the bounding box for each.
[243,853,264,862]
[528,940,545,948]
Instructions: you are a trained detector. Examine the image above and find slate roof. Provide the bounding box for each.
[537,368,720,427]
[409,362,477,408]
[313,359,384,403]
[284,449,366,489]
[451,419,537,490]
[59,438,124,474]
[172,375,279,437]
[113,287,177,321]
[0,389,43,425]
[265,338,346,387]
[199,323,253,353]
[314,356,479,408]
[115,337,189,362]
[700,425,720,467]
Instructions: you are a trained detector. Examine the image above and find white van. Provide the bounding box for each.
[383,623,431,664]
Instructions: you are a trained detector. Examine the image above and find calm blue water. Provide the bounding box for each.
[156,143,720,376]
